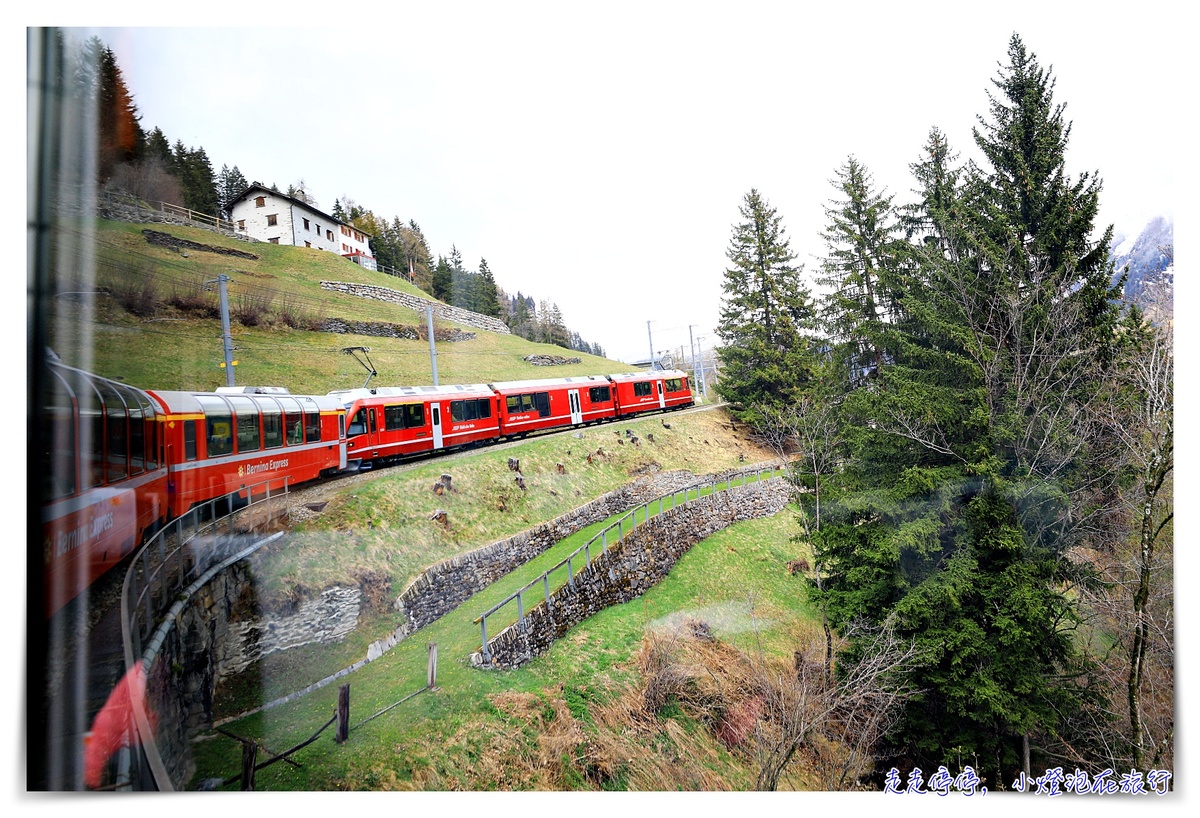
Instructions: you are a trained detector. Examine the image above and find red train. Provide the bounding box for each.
[40,360,350,617]
[39,363,693,616]
[332,370,694,469]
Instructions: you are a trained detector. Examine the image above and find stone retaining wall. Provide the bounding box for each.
[320,317,476,343]
[472,478,790,670]
[389,470,708,646]
[321,281,511,335]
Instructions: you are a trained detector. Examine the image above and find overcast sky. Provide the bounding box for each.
[65,2,1180,364]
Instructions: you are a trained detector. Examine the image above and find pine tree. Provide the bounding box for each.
[77,38,143,184]
[171,141,218,216]
[816,157,904,389]
[431,256,452,302]
[475,258,501,317]
[401,220,434,292]
[714,189,816,427]
[808,35,1127,783]
[216,164,248,219]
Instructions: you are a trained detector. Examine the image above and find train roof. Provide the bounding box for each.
[327,383,494,403]
[606,369,687,382]
[487,374,610,393]
[148,390,343,413]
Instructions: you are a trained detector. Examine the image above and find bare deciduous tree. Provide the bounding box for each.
[750,616,921,791]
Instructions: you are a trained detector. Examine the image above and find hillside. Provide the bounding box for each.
[49,218,630,394]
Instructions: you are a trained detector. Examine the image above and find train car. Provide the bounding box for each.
[607,369,694,418]
[331,383,501,469]
[40,357,170,617]
[489,375,618,437]
[146,386,348,515]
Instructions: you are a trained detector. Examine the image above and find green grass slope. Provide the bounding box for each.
[49,218,630,393]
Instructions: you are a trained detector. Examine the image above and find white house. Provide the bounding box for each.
[228,183,376,270]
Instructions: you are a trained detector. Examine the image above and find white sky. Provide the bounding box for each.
[53,1,1180,364]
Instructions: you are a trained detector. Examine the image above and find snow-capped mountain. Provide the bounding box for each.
[1109,215,1174,306]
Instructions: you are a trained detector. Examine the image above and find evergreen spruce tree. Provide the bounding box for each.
[808,35,1124,784]
[401,220,434,292]
[816,157,905,390]
[476,258,501,317]
[171,141,218,216]
[432,255,452,302]
[216,164,248,220]
[714,189,816,427]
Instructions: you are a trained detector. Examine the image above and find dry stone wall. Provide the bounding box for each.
[321,281,511,335]
[391,470,708,643]
[472,478,790,670]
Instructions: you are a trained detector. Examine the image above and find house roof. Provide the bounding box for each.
[228,183,372,238]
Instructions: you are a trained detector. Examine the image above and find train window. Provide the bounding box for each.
[228,397,261,453]
[451,399,480,422]
[279,397,303,445]
[404,404,424,428]
[634,381,652,397]
[385,404,424,431]
[197,396,233,457]
[96,380,129,482]
[534,392,550,417]
[589,386,611,403]
[262,401,283,449]
[505,395,520,413]
[184,420,197,461]
[348,408,367,437]
[127,405,145,476]
[665,378,682,392]
[45,370,76,500]
[658,381,664,394]
[304,411,321,443]
[477,398,491,419]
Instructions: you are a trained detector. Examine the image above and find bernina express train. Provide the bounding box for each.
[40,357,349,617]
[332,370,693,469]
[40,361,692,616]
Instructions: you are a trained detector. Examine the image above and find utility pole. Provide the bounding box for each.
[646,320,655,370]
[206,273,236,387]
[689,325,702,404]
[695,335,708,400]
[426,305,439,386]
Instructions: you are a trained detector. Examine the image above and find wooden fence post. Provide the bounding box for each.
[336,684,350,744]
[427,642,438,690]
[241,740,258,791]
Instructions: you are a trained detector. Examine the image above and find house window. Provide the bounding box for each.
[305,241,311,248]
[255,196,265,207]
[237,220,245,230]
[327,230,333,240]
[266,214,278,226]
[268,237,279,244]
[303,218,310,230]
